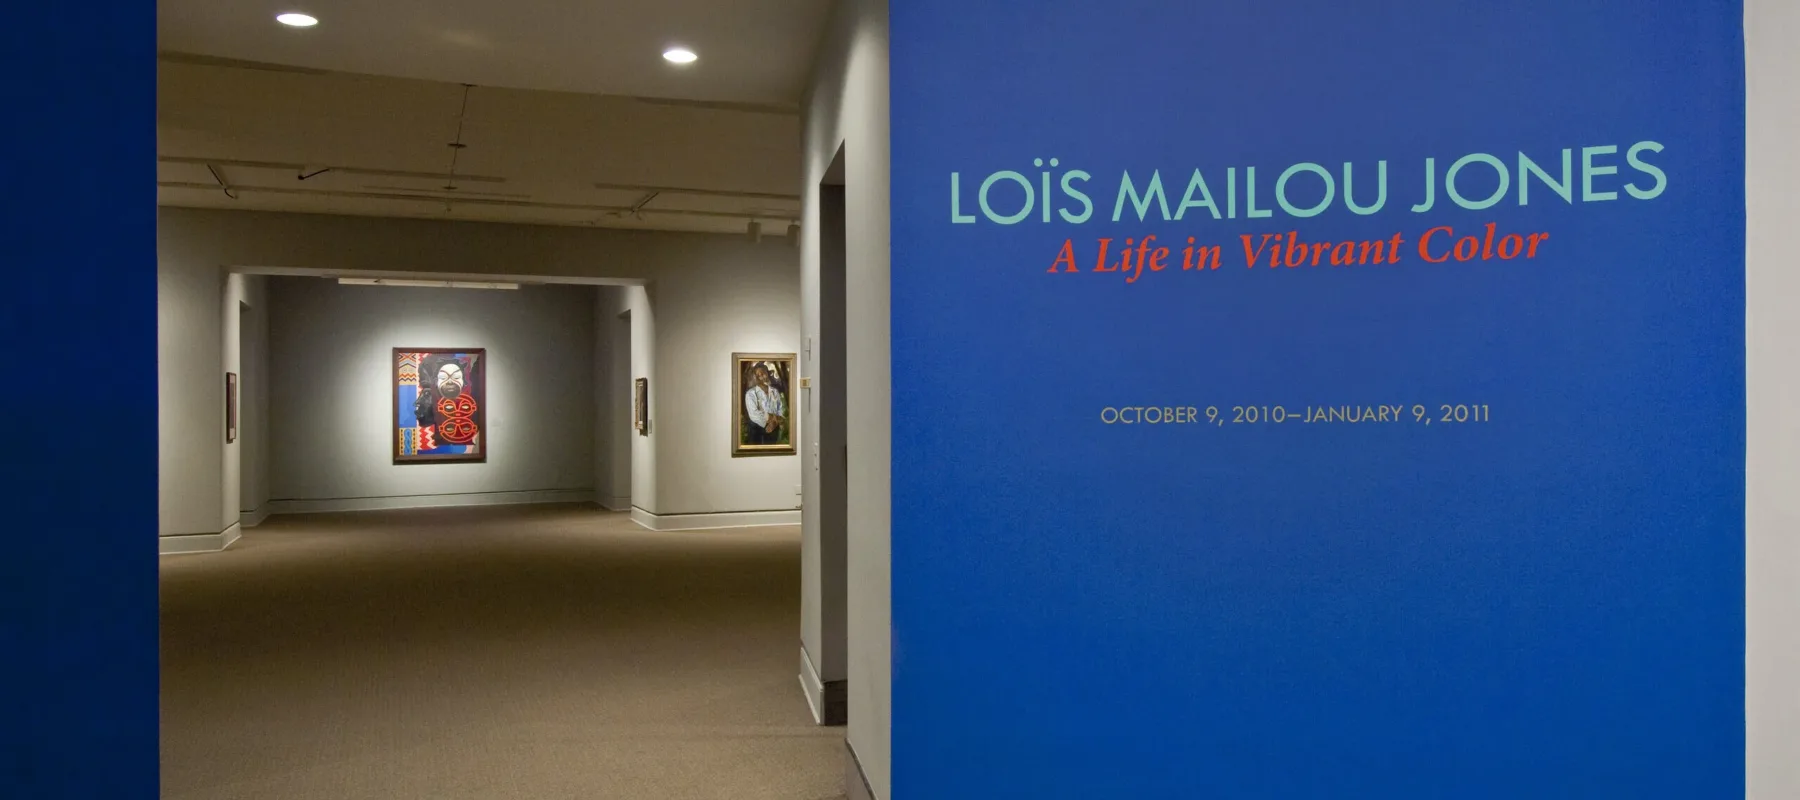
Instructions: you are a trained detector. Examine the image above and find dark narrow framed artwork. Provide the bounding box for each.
[225,372,238,444]
[393,348,487,464]
[733,352,796,457]
[634,377,649,436]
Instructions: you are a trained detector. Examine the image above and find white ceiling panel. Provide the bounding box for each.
[157,0,834,106]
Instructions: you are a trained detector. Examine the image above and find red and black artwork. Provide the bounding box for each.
[393,348,487,464]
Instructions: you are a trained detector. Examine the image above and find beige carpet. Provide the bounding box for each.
[160,505,844,800]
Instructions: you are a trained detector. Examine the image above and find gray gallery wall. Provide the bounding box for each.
[1748,0,1800,794]
[264,277,596,511]
[801,0,892,795]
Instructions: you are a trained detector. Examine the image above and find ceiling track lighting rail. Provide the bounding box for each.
[361,184,533,200]
[592,182,800,202]
[628,191,661,220]
[157,50,332,76]
[442,84,476,194]
[159,160,796,206]
[157,181,799,223]
[158,156,507,185]
[205,164,237,200]
[628,96,799,117]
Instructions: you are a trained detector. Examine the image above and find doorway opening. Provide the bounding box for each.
[608,308,634,510]
[805,142,850,725]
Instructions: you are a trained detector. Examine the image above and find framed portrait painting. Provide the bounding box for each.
[733,352,795,457]
[394,348,487,464]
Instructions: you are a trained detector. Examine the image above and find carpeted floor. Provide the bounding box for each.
[159,504,844,800]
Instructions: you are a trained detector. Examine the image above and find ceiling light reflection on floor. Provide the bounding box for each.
[276,12,318,28]
[662,47,697,65]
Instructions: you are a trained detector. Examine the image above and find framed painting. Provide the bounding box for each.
[393,348,487,464]
[634,377,649,436]
[733,352,796,457]
[225,372,238,443]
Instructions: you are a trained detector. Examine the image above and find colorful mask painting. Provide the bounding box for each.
[394,348,486,463]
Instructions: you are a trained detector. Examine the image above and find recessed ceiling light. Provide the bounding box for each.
[276,12,319,28]
[663,47,697,65]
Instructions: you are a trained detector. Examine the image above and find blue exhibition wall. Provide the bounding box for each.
[2,0,160,795]
[889,2,1744,797]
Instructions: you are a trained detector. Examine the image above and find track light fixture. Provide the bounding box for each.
[337,278,519,290]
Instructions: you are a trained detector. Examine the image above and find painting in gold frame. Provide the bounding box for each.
[732,352,795,457]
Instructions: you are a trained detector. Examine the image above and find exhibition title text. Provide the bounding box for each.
[946,142,1667,282]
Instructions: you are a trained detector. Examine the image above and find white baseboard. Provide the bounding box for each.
[159,523,242,555]
[267,489,594,515]
[629,507,801,531]
[598,495,632,512]
[800,647,826,724]
[799,645,847,725]
[846,741,877,800]
[240,505,271,528]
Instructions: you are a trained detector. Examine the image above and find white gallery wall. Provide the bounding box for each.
[801,0,892,796]
[591,275,804,525]
[593,290,636,511]
[159,262,269,550]
[610,304,633,509]
[646,255,803,518]
[595,285,660,515]
[1747,0,1799,795]
[157,220,231,540]
[157,207,801,538]
[225,273,270,527]
[265,278,596,511]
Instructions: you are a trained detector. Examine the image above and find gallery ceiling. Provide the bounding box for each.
[156,1,825,233]
[157,0,834,105]
[157,59,804,233]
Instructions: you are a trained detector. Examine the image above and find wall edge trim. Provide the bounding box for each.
[801,644,847,726]
[159,523,242,555]
[799,647,825,725]
[846,739,877,800]
[629,507,801,531]
[267,489,594,515]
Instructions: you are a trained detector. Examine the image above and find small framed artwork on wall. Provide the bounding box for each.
[732,352,796,457]
[634,377,650,435]
[225,372,238,444]
[393,348,488,464]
